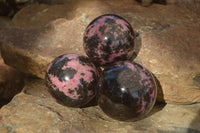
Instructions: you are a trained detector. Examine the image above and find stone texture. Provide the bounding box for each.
[168,0,200,16]
[0,17,12,30]
[0,78,199,133]
[0,52,25,108]
[29,0,71,5]
[0,0,200,104]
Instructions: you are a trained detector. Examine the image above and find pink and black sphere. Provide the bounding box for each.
[97,61,157,121]
[83,14,136,67]
[45,54,99,107]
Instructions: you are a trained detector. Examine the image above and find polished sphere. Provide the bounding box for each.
[83,14,136,67]
[45,54,99,107]
[97,61,157,121]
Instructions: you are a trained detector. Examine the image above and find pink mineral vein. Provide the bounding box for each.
[62,54,80,60]
[137,97,146,114]
[48,59,97,99]
[115,19,129,31]
[125,62,136,70]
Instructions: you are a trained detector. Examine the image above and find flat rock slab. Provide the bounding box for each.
[0,78,199,133]
[0,0,200,104]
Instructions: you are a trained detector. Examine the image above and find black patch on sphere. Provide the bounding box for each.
[68,89,75,94]
[99,25,107,34]
[80,73,85,76]
[89,70,97,80]
[114,54,127,62]
[78,78,90,98]
[84,34,100,57]
[117,68,143,92]
[79,78,88,88]
[48,57,70,77]
[101,65,127,103]
[78,56,95,68]
[102,43,112,54]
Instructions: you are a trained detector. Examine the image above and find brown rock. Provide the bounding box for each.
[12,3,75,28]
[29,0,72,5]
[0,0,200,104]
[0,17,12,30]
[0,78,199,133]
[0,53,25,108]
[168,0,200,16]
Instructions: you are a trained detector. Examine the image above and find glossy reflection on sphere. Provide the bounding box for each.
[45,54,99,107]
[97,61,157,121]
[83,14,136,67]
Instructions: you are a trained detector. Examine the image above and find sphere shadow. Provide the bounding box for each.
[144,101,166,119]
[188,107,200,133]
[0,66,25,108]
[153,74,165,103]
[80,96,98,108]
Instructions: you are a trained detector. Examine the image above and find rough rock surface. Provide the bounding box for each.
[0,52,25,108]
[0,0,200,104]
[0,78,199,133]
[0,17,12,30]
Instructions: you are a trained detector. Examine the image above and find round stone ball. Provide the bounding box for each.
[83,14,136,67]
[45,54,99,107]
[97,61,157,121]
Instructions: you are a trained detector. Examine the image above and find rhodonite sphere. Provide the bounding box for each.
[45,54,99,107]
[97,61,157,121]
[83,14,136,67]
